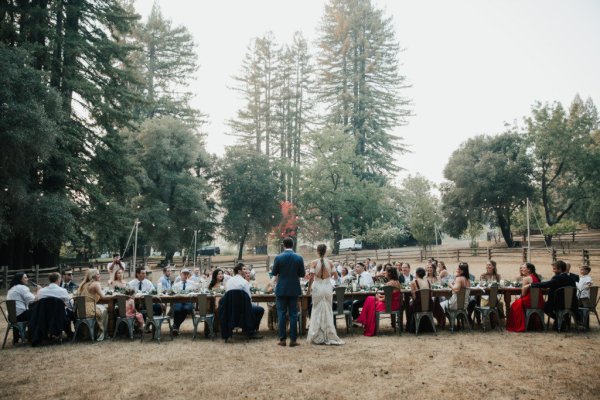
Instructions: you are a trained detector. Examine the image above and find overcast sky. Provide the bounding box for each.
[134,0,600,185]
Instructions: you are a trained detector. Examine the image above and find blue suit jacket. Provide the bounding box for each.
[272,249,305,297]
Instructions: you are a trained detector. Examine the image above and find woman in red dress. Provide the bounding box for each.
[356,265,402,336]
[506,263,544,332]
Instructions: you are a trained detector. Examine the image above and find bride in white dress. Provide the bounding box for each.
[307,244,344,345]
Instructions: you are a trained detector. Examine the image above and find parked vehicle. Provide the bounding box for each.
[338,238,362,251]
[197,246,220,256]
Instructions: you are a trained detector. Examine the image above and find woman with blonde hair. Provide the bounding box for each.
[77,269,109,341]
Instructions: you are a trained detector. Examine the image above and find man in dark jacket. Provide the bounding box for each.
[272,237,305,347]
[531,260,577,322]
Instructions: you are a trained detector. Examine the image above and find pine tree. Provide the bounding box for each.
[316,0,410,184]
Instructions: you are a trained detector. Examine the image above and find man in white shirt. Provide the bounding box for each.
[400,263,414,284]
[37,272,75,337]
[128,267,155,292]
[226,263,264,339]
[128,267,161,316]
[171,269,195,335]
[157,267,173,292]
[350,263,374,320]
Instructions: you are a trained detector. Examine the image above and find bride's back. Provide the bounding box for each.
[313,257,333,280]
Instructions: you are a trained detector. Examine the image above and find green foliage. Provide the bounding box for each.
[127,117,215,260]
[441,132,534,247]
[217,147,280,259]
[298,127,400,253]
[317,0,410,183]
[401,174,442,249]
[526,95,600,229]
[0,45,71,265]
[132,2,202,125]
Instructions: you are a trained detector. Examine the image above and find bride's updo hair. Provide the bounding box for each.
[317,244,327,258]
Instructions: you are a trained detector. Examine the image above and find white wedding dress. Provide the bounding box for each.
[307,258,344,345]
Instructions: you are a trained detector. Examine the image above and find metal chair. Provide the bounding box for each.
[1,300,28,349]
[72,296,97,343]
[413,288,436,336]
[141,295,172,343]
[332,286,353,335]
[446,287,471,333]
[547,286,577,332]
[525,287,545,331]
[578,286,598,331]
[192,294,215,340]
[475,286,502,331]
[113,296,136,340]
[375,286,402,335]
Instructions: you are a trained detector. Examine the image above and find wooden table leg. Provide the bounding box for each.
[504,292,512,319]
[107,299,115,336]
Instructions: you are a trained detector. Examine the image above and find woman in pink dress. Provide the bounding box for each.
[506,263,544,332]
[124,288,144,328]
[356,265,402,336]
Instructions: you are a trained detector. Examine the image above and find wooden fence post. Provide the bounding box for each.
[551,248,557,262]
[456,249,460,261]
[387,251,391,264]
[266,255,270,272]
[487,248,492,260]
[582,249,590,266]
[35,264,40,284]
[375,249,378,262]
[522,248,527,263]
[2,266,7,289]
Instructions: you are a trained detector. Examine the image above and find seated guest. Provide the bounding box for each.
[506,263,544,332]
[348,263,374,320]
[76,269,109,341]
[60,270,79,293]
[407,267,433,332]
[531,260,577,326]
[123,288,144,329]
[208,268,225,291]
[566,263,580,283]
[226,263,264,339]
[355,265,402,336]
[515,263,529,282]
[107,253,125,282]
[441,262,471,313]
[437,261,449,282]
[480,260,501,282]
[128,267,155,292]
[37,272,75,337]
[399,263,414,284]
[108,269,127,290]
[7,272,39,342]
[171,268,196,336]
[340,267,353,285]
[190,268,203,283]
[577,265,593,308]
[157,267,173,293]
[128,267,162,317]
[425,263,438,285]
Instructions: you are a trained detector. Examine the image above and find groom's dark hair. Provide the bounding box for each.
[282,237,294,249]
[234,262,245,275]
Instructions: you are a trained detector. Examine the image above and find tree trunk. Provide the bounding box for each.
[496,210,515,247]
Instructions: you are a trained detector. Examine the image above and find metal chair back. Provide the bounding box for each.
[559,286,575,309]
[382,286,394,313]
[529,287,542,309]
[116,296,128,318]
[196,294,208,315]
[589,286,598,311]
[73,296,90,318]
[456,287,467,311]
[334,286,346,315]
[6,300,18,324]
[417,288,431,312]
[144,295,155,318]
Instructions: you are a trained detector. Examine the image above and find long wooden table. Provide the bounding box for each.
[101,287,528,335]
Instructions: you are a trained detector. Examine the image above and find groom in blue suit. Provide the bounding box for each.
[272,237,305,347]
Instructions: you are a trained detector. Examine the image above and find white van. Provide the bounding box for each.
[338,238,363,251]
